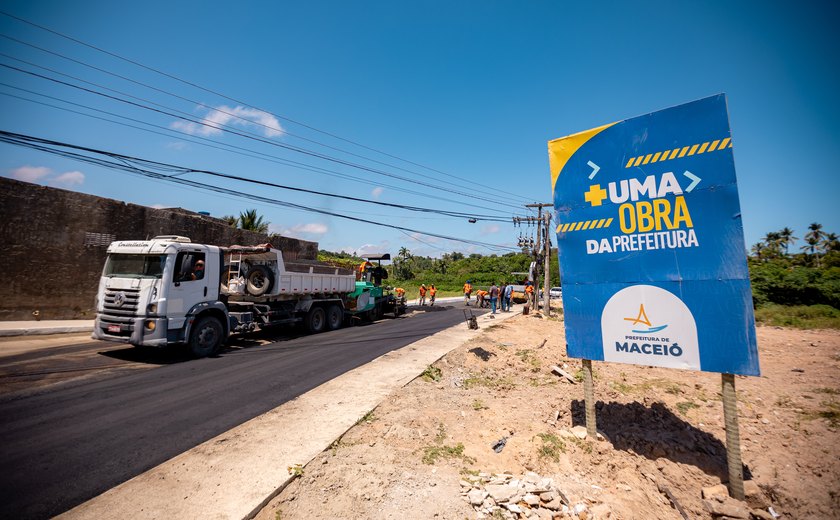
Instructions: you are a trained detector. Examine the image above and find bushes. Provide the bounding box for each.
[750,259,840,308]
[754,304,840,329]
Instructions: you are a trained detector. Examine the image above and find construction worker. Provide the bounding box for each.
[489,282,499,314]
[503,283,513,312]
[395,287,406,304]
[476,289,488,308]
[419,284,427,306]
[525,282,535,309]
[463,280,472,306]
[429,284,437,306]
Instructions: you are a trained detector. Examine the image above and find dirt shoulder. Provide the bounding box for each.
[257,309,840,519]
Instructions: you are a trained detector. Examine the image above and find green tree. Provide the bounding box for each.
[762,231,783,258]
[238,209,269,233]
[803,223,826,267]
[220,215,238,227]
[779,227,797,256]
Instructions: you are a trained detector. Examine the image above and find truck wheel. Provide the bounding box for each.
[246,265,274,296]
[305,306,326,333]
[326,304,343,330]
[189,316,223,358]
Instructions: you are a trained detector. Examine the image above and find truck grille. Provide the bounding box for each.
[103,288,140,316]
[99,288,141,337]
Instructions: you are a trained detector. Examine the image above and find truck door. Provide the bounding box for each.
[168,250,208,329]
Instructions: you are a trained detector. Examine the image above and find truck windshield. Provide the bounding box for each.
[104,254,166,279]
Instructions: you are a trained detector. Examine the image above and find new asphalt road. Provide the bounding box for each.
[0,304,478,519]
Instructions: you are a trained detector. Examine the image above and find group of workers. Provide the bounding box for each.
[393,280,536,312]
[417,283,437,306]
[463,280,526,314]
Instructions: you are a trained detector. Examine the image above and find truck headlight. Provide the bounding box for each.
[147,303,158,314]
[145,320,156,331]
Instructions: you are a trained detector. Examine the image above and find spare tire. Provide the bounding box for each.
[245,265,274,296]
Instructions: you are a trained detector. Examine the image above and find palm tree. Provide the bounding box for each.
[221,215,238,227]
[762,231,783,258]
[779,227,797,256]
[803,223,826,267]
[750,241,766,261]
[238,209,269,233]
[398,247,411,262]
[820,232,839,253]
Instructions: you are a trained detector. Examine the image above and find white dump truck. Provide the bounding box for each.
[92,236,404,357]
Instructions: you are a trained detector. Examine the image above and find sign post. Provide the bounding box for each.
[548,95,759,498]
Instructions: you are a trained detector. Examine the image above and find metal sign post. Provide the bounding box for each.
[721,373,745,499]
[582,359,597,436]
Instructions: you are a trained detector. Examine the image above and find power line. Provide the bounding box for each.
[0,58,526,212]
[0,85,520,217]
[0,129,518,251]
[0,16,533,203]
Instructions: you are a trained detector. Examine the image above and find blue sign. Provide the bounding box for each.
[548,94,759,376]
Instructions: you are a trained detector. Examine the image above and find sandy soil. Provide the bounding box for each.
[256,308,840,519]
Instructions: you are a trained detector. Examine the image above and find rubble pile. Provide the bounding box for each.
[460,471,606,519]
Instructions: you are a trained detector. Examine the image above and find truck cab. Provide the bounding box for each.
[92,236,227,356]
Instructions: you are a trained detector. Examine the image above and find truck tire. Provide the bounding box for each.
[246,265,274,296]
[189,316,223,358]
[326,304,343,330]
[305,306,326,334]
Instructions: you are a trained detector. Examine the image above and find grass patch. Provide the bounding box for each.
[611,378,683,396]
[813,388,840,396]
[422,424,475,465]
[472,399,488,410]
[754,304,840,329]
[421,365,442,382]
[675,401,699,415]
[355,410,376,425]
[800,400,840,428]
[287,463,304,477]
[536,433,566,462]
[569,437,593,454]
[515,349,542,371]
[464,374,516,390]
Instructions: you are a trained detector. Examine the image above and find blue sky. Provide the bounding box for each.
[1,1,838,257]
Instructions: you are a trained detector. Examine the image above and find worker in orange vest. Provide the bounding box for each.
[463,280,472,306]
[419,284,427,306]
[525,282,535,308]
[429,284,437,306]
[395,287,406,303]
[476,289,488,308]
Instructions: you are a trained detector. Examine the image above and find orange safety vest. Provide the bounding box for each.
[464,283,472,294]
[396,287,405,296]
[419,286,427,296]
[430,287,437,296]
[525,285,534,294]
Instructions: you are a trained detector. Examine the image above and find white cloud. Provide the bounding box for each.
[481,224,500,235]
[277,223,329,236]
[170,105,284,138]
[371,187,384,199]
[11,165,52,182]
[51,171,85,187]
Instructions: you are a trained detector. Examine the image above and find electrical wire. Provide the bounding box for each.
[0,86,517,218]
[0,130,517,251]
[0,26,533,205]
[0,59,526,212]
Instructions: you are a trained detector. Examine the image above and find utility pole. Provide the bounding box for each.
[515,203,553,316]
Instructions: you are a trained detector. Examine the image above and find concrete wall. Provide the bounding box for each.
[0,178,318,320]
